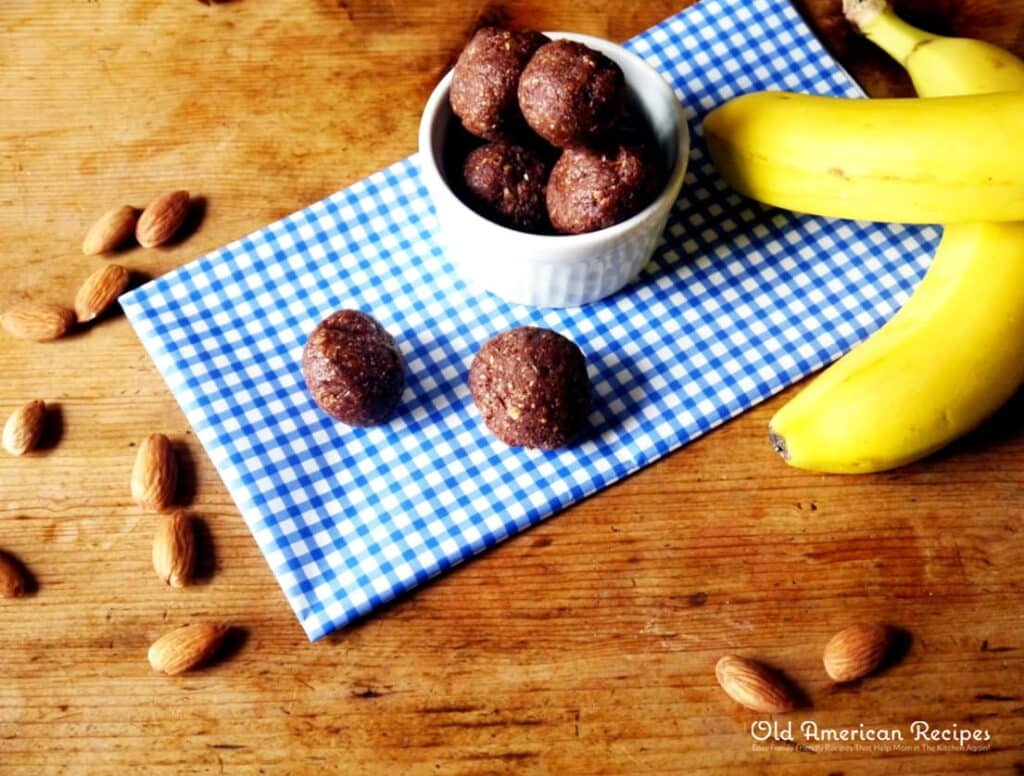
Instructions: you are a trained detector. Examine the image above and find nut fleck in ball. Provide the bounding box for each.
[463,141,551,231]
[517,39,625,148]
[546,142,656,234]
[469,326,590,449]
[302,310,405,427]
[450,27,550,141]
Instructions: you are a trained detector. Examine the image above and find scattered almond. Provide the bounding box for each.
[131,433,178,512]
[136,190,190,248]
[1,303,75,342]
[0,550,29,598]
[82,204,139,255]
[74,264,130,323]
[823,623,891,683]
[715,655,796,713]
[2,400,46,456]
[148,623,230,675]
[153,510,196,587]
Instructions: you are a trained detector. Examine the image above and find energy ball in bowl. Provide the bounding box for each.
[517,39,625,148]
[463,141,551,232]
[450,27,550,141]
[547,141,657,234]
[302,310,405,427]
[469,326,590,449]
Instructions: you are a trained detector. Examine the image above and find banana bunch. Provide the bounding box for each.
[704,0,1024,473]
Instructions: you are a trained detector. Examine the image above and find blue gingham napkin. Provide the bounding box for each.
[121,0,939,640]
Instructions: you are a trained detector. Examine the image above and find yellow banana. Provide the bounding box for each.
[702,90,1024,224]
[768,2,1024,473]
[844,0,1024,96]
[769,222,1024,473]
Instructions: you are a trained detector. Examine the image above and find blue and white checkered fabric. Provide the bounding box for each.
[121,0,940,640]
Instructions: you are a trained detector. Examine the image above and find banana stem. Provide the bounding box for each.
[844,0,938,66]
[843,0,887,30]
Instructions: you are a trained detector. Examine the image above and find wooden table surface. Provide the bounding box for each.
[2,1,1023,772]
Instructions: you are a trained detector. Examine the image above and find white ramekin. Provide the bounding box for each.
[418,31,690,308]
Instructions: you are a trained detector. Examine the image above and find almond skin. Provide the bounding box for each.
[2,400,46,456]
[715,655,796,713]
[82,205,139,255]
[74,264,130,323]
[131,433,178,512]
[136,190,190,248]
[0,550,29,598]
[148,623,230,675]
[1,303,75,342]
[823,623,891,682]
[153,510,196,587]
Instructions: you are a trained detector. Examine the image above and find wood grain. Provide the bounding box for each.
[2,0,1023,772]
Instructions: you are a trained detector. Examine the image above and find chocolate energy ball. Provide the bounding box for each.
[517,39,625,148]
[546,142,657,234]
[469,327,590,450]
[450,27,550,141]
[462,141,551,231]
[302,310,405,427]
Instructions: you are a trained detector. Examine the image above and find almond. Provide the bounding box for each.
[1,303,75,342]
[823,623,891,683]
[148,623,230,675]
[0,550,29,598]
[2,400,46,456]
[131,433,178,512]
[715,655,796,713]
[74,263,130,323]
[153,510,196,587]
[82,204,139,255]
[136,190,190,248]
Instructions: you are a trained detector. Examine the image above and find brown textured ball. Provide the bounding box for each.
[517,39,625,148]
[546,142,656,234]
[462,141,551,231]
[450,27,550,141]
[469,327,590,449]
[302,310,405,427]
